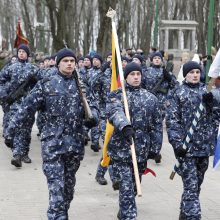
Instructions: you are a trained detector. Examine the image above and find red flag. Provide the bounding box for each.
[14,18,29,48]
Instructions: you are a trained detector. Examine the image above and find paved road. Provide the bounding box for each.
[0,110,219,220]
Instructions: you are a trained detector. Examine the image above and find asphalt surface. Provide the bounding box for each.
[0,111,219,220]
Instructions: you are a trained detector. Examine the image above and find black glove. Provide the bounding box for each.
[101,61,111,72]
[122,126,135,145]
[84,117,97,129]
[147,151,157,159]
[163,68,172,82]
[202,92,213,105]
[175,146,187,158]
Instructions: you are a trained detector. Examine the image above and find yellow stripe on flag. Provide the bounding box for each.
[101,32,118,167]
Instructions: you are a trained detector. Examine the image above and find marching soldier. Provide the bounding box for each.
[6,48,99,220]
[166,61,219,220]
[0,44,38,166]
[106,62,162,219]
[141,51,177,163]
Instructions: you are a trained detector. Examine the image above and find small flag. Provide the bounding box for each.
[213,124,220,169]
[101,32,121,167]
[14,18,29,48]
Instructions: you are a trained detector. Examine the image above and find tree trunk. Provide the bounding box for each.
[96,0,117,56]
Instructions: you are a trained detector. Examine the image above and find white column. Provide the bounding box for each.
[178,29,182,50]
[191,29,196,51]
[165,28,169,51]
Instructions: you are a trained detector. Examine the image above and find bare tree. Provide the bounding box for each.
[96,0,117,56]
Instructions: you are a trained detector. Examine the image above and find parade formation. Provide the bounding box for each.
[0,7,220,220]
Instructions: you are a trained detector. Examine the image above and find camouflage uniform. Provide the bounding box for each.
[106,83,162,219]
[79,66,92,144]
[0,59,38,156]
[36,66,58,134]
[7,71,99,220]
[141,65,176,119]
[166,80,219,220]
[95,67,116,184]
[87,66,104,148]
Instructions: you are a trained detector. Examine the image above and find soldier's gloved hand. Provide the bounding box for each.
[202,92,213,105]
[122,125,135,146]
[163,68,172,82]
[175,146,187,158]
[147,151,157,159]
[84,117,97,129]
[101,61,111,72]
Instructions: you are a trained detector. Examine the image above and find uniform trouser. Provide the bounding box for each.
[2,108,12,138]
[12,114,35,157]
[90,125,101,145]
[36,111,46,134]
[111,161,146,220]
[43,152,81,220]
[91,117,106,145]
[96,158,115,182]
[178,157,209,220]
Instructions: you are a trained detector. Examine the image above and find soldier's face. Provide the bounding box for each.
[11,57,17,63]
[152,56,162,65]
[122,60,128,69]
[126,71,142,87]
[84,58,91,68]
[185,69,201,84]
[18,49,28,60]
[92,58,101,68]
[44,59,50,68]
[107,55,112,62]
[58,56,76,76]
[132,58,141,65]
[78,60,84,68]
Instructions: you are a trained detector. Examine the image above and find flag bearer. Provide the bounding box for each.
[166,61,219,220]
[106,62,162,219]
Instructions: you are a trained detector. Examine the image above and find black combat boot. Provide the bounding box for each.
[117,210,121,220]
[22,155,32,163]
[95,174,108,185]
[179,212,187,220]
[91,144,100,152]
[4,139,13,148]
[11,155,22,168]
[155,153,162,163]
[112,181,119,190]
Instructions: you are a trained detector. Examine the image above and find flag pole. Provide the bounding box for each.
[106,8,142,197]
[205,0,215,83]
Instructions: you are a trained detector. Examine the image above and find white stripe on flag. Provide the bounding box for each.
[213,124,220,170]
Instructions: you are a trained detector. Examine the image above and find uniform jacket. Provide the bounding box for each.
[7,71,99,161]
[107,83,162,163]
[166,80,219,157]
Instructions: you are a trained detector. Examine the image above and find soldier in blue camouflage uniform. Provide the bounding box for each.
[87,54,104,152]
[141,51,177,164]
[79,55,92,145]
[6,48,99,220]
[36,54,58,136]
[94,63,118,188]
[166,61,219,220]
[0,44,38,166]
[106,62,163,220]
